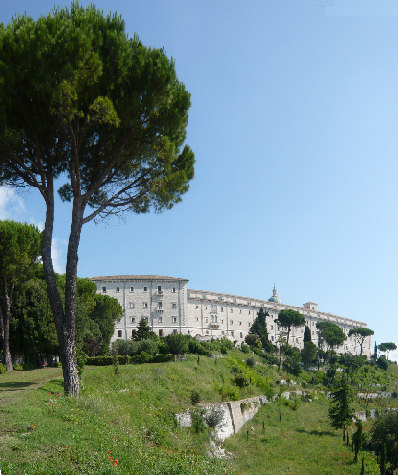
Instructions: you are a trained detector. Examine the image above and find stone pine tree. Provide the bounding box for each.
[274,309,305,344]
[0,4,194,395]
[328,374,354,440]
[348,327,374,355]
[378,342,397,360]
[316,321,346,359]
[0,220,41,371]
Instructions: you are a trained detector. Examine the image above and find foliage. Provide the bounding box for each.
[244,333,261,348]
[352,420,363,463]
[348,327,374,355]
[188,339,211,356]
[190,408,206,433]
[165,333,189,355]
[0,3,194,395]
[366,412,398,474]
[234,373,249,388]
[240,343,250,354]
[316,321,346,356]
[132,318,158,341]
[301,341,317,369]
[282,352,301,376]
[303,325,312,343]
[190,389,201,405]
[13,363,23,371]
[338,354,366,374]
[0,220,42,370]
[328,374,354,432]
[205,407,224,428]
[275,309,305,344]
[246,356,256,367]
[248,307,269,348]
[376,355,389,371]
[0,362,7,373]
[378,342,397,360]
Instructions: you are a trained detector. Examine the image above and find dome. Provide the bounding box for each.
[268,284,281,304]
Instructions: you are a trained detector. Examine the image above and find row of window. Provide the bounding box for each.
[117,329,179,338]
[128,302,177,309]
[194,305,253,315]
[103,285,177,294]
[129,316,177,323]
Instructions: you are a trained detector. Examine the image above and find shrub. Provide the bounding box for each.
[131,351,151,364]
[13,364,23,371]
[86,356,114,366]
[246,356,256,367]
[152,353,174,363]
[0,363,7,374]
[234,373,249,388]
[262,353,279,366]
[205,407,224,428]
[188,339,210,356]
[112,339,138,356]
[190,408,205,433]
[137,339,158,356]
[190,389,201,405]
[165,333,189,355]
[240,344,250,354]
[218,384,239,401]
[245,333,261,348]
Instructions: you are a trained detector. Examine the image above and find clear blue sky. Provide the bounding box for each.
[0,0,397,359]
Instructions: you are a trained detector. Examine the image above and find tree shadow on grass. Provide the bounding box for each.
[0,382,34,390]
[296,427,336,437]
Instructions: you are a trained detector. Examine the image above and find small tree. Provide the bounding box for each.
[165,333,188,355]
[0,221,41,370]
[328,374,354,439]
[352,420,363,463]
[301,341,317,369]
[249,307,269,348]
[317,322,346,359]
[244,333,261,349]
[348,327,374,356]
[132,318,158,341]
[303,325,312,343]
[378,342,397,360]
[274,309,305,344]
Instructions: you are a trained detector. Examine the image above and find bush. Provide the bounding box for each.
[190,408,205,433]
[240,344,250,354]
[234,373,249,388]
[137,339,158,356]
[13,364,23,371]
[131,351,151,364]
[188,339,210,356]
[86,356,114,366]
[190,389,201,405]
[246,356,256,367]
[112,339,138,356]
[152,353,174,363]
[0,363,7,374]
[262,353,279,366]
[205,407,224,428]
[165,333,189,355]
[218,384,239,401]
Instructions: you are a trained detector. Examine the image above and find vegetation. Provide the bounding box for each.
[348,327,374,356]
[0,220,41,370]
[316,321,346,358]
[0,3,194,395]
[274,309,305,344]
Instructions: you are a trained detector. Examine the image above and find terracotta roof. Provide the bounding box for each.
[90,275,187,282]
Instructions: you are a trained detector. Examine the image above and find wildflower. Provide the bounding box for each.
[113,462,118,466]
[32,424,35,428]
[48,392,51,395]
[150,443,154,447]
[108,451,111,454]
[109,457,113,460]
[115,459,118,463]
[66,446,70,449]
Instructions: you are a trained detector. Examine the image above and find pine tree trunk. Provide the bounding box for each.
[0,290,13,371]
[41,185,81,396]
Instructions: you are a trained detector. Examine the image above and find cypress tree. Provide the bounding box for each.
[304,325,312,343]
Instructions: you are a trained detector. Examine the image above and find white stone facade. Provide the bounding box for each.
[91,275,372,357]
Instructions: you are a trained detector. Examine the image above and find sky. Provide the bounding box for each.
[0,0,397,360]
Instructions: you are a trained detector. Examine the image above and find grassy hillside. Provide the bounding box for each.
[0,352,394,474]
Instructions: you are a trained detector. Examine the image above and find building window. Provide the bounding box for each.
[230,308,233,313]
[221,307,224,312]
[231,331,234,337]
[130,286,134,292]
[206,330,209,334]
[239,322,242,326]
[116,287,120,293]
[173,329,178,334]
[142,302,148,308]
[248,322,251,326]
[204,306,207,310]
[230,320,234,325]
[196,317,199,322]
[132,330,135,337]
[143,286,148,292]
[205,318,208,323]
[129,302,135,309]
[144,317,149,322]
[117,330,122,338]
[221,320,224,324]
[131,317,135,323]
[102,286,107,293]
[158,285,162,294]
[195,305,199,309]
[159,329,164,337]
[172,287,176,293]
[222,331,225,335]
[248,311,251,314]
[271,325,273,330]
[172,303,177,309]
[158,317,163,323]
[240,332,243,338]
[158,301,162,309]
[172,317,177,323]
[240,309,242,314]
[211,315,217,323]
[271,336,274,341]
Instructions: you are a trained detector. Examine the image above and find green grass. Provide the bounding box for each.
[0,354,394,474]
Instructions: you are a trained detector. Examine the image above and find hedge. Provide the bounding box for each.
[86,353,174,366]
